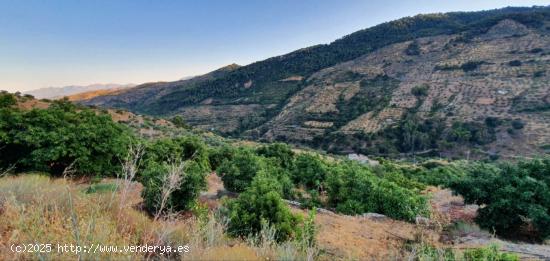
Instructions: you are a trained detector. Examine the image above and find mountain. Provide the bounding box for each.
[24,83,135,99]
[83,6,550,159]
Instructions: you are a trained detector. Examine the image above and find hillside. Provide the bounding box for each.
[2,92,550,259]
[24,83,135,99]
[82,6,550,159]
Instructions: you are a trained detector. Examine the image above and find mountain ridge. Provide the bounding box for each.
[25,83,135,99]
[83,6,550,159]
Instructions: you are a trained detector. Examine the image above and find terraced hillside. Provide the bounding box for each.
[261,19,550,158]
[82,6,550,158]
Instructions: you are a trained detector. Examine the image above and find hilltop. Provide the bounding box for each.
[81,6,550,159]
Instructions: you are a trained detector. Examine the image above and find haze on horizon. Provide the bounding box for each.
[1,0,548,92]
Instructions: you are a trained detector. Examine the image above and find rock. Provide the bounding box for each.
[362,213,388,221]
[415,216,431,226]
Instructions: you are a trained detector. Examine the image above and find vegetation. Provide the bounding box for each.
[449,159,550,241]
[326,161,429,221]
[0,97,132,176]
[140,137,210,213]
[223,174,301,241]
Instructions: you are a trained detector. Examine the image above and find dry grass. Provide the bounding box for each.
[0,175,315,260]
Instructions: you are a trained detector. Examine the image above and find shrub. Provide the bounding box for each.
[405,41,421,55]
[450,159,550,241]
[208,145,237,171]
[224,174,301,242]
[0,93,17,108]
[411,85,429,97]
[461,61,484,72]
[511,119,525,129]
[291,153,328,190]
[218,149,265,192]
[326,161,429,221]
[142,159,207,213]
[463,244,519,261]
[140,136,210,213]
[508,60,522,67]
[256,143,295,169]
[0,99,132,176]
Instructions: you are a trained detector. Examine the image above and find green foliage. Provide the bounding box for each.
[450,159,550,241]
[511,119,525,129]
[326,161,429,221]
[256,143,295,169]
[140,136,210,213]
[208,145,237,171]
[508,60,522,67]
[463,244,519,261]
[218,149,266,193]
[291,153,328,190]
[0,92,17,108]
[0,99,132,176]
[411,85,429,97]
[224,174,301,242]
[104,7,550,139]
[405,41,421,55]
[170,115,189,128]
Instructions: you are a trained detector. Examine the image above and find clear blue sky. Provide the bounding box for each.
[1,0,548,92]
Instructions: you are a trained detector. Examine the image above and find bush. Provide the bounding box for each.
[141,160,207,213]
[449,159,550,241]
[140,136,210,213]
[208,145,237,171]
[256,143,295,169]
[0,99,132,176]
[224,174,301,242]
[411,85,429,97]
[0,92,17,108]
[326,161,429,221]
[463,244,519,261]
[511,119,525,129]
[405,41,421,55]
[508,60,522,67]
[218,149,266,192]
[291,153,328,190]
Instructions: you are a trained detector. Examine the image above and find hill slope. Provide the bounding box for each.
[84,6,550,158]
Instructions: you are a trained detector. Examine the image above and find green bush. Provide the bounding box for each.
[218,149,265,192]
[450,159,550,241]
[224,174,301,242]
[326,161,429,221]
[411,85,429,97]
[0,99,132,176]
[0,92,17,108]
[218,147,294,197]
[140,136,210,213]
[291,153,328,190]
[256,143,295,169]
[463,244,519,261]
[208,145,237,171]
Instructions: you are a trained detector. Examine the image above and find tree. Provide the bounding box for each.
[224,174,301,241]
[450,159,550,241]
[291,153,328,190]
[326,161,429,221]
[0,99,132,176]
[140,136,211,213]
[218,149,265,192]
[256,143,295,169]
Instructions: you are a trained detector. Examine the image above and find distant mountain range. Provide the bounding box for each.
[82,6,550,159]
[24,83,136,99]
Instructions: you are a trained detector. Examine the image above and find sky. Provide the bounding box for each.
[1,0,549,92]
